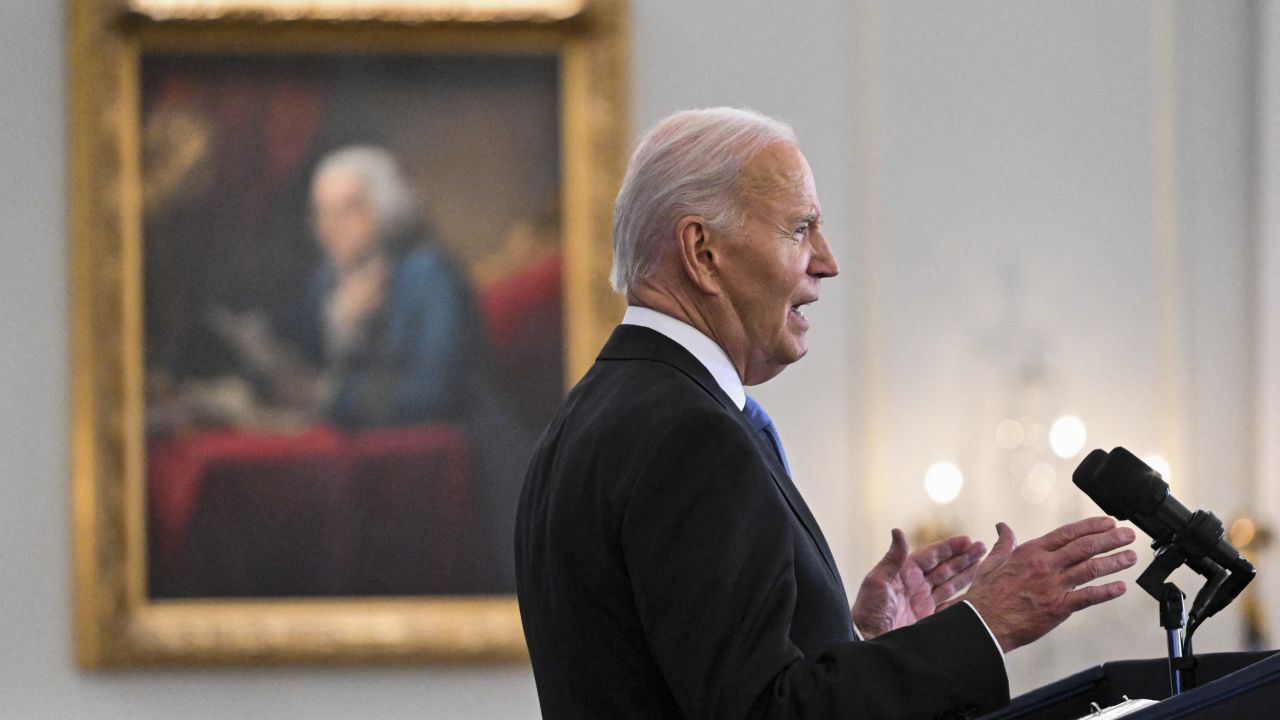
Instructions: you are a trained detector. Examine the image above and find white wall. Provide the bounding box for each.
[0,1,1266,717]
[1257,0,1280,673]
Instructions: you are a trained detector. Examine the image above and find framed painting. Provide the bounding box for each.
[69,0,627,666]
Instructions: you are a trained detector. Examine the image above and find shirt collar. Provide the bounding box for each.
[621,306,746,410]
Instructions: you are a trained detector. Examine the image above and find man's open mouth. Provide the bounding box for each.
[790,299,816,319]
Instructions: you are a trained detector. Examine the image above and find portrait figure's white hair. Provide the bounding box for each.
[312,145,420,243]
[610,107,797,295]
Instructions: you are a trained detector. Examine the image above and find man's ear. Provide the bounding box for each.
[675,215,720,294]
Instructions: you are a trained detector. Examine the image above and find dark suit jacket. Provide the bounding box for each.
[515,324,1009,719]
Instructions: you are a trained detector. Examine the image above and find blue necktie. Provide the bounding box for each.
[743,396,791,476]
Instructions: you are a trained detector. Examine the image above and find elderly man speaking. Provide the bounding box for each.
[515,108,1137,720]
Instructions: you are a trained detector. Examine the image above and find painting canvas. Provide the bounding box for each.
[141,53,563,598]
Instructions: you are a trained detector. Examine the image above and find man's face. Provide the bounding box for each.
[713,141,839,385]
[311,168,381,272]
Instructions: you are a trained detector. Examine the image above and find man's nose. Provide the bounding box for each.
[809,232,840,278]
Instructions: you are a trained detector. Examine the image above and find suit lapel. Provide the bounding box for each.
[598,325,843,585]
[745,426,843,585]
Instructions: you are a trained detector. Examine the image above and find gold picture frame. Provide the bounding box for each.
[69,0,627,667]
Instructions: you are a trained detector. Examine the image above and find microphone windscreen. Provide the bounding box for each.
[1096,447,1168,517]
[1073,448,1127,517]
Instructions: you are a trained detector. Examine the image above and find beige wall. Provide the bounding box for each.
[0,1,1267,717]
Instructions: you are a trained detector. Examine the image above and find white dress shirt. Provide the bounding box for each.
[621,305,745,410]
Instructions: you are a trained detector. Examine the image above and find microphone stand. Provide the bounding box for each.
[1137,544,1202,695]
[1156,582,1191,695]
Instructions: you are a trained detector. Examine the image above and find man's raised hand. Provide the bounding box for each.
[963,516,1138,653]
[852,529,987,638]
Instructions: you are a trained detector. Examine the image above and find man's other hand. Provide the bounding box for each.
[852,529,987,638]
[963,517,1138,653]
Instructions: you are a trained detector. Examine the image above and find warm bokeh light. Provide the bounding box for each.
[1023,419,1048,454]
[1143,454,1172,483]
[1022,462,1057,504]
[924,461,964,505]
[1229,517,1257,549]
[995,419,1025,450]
[1048,415,1087,459]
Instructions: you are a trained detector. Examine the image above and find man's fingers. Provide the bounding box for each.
[911,535,975,574]
[929,559,983,603]
[988,522,1017,561]
[1056,527,1136,568]
[1064,549,1139,587]
[873,528,910,576]
[923,541,985,586]
[1064,580,1127,612]
[966,541,987,565]
[1040,516,1118,551]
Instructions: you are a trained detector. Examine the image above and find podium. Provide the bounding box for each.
[980,651,1280,719]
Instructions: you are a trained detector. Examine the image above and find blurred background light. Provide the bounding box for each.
[995,418,1025,450]
[1049,415,1087,459]
[1143,453,1172,483]
[924,461,964,505]
[1021,462,1057,504]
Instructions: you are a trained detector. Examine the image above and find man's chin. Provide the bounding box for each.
[744,348,807,386]
[787,332,810,362]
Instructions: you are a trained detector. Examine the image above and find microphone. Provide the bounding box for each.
[1072,447,1254,623]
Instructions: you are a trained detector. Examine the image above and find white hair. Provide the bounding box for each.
[312,145,419,242]
[610,107,797,295]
